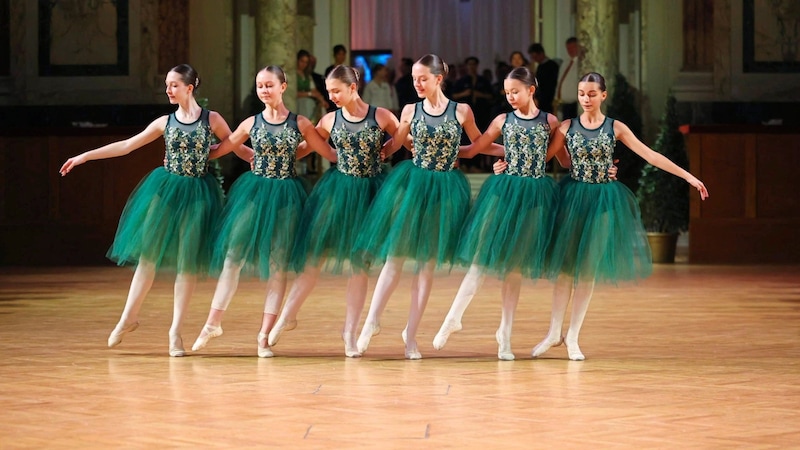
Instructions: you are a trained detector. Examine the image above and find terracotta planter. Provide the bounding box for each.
[647,232,679,264]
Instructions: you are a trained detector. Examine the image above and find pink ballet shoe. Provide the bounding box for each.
[257,332,273,358]
[267,318,297,347]
[432,320,462,350]
[108,321,139,348]
[191,324,223,352]
[531,335,564,358]
[356,322,381,354]
[496,329,515,361]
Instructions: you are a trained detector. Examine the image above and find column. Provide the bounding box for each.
[257,0,297,110]
[576,0,619,94]
[296,0,315,56]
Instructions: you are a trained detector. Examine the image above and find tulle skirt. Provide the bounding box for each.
[455,174,559,279]
[107,167,224,274]
[290,167,387,274]
[211,172,307,279]
[546,177,652,285]
[355,161,471,272]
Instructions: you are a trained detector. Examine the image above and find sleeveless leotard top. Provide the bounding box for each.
[502,111,551,178]
[164,109,212,177]
[410,101,462,172]
[565,117,616,184]
[329,105,383,177]
[249,112,302,179]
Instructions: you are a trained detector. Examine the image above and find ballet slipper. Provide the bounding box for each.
[531,335,564,358]
[267,318,297,346]
[169,333,185,357]
[496,328,515,361]
[108,321,139,348]
[564,338,585,361]
[404,342,422,360]
[342,332,362,358]
[356,322,381,354]
[432,320,462,350]
[191,324,223,352]
[257,332,273,358]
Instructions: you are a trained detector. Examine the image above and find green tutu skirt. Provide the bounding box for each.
[290,167,387,274]
[546,177,652,285]
[355,161,471,271]
[212,172,307,279]
[455,174,559,279]
[107,167,224,274]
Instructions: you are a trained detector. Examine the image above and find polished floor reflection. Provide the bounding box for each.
[1,263,799,447]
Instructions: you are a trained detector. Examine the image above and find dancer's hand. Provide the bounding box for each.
[609,159,619,180]
[687,175,709,200]
[59,155,86,176]
[493,158,508,175]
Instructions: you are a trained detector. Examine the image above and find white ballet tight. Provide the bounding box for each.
[532,274,595,360]
[202,257,288,337]
[113,258,196,351]
[358,258,435,357]
[433,265,522,359]
[268,261,369,357]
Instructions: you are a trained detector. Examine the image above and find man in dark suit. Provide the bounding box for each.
[528,43,559,114]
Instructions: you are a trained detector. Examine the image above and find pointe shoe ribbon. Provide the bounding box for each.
[267,318,297,347]
[108,321,139,348]
[191,325,223,352]
[257,332,273,358]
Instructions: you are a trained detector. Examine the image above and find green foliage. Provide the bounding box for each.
[607,73,645,194]
[637,92,689,233]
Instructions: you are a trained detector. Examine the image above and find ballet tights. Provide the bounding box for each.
[531,275,595,361]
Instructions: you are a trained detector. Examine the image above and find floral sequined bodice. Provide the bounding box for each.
[163,109,212,177]
[249,112,301,179]
[329,106,383,178]
[410,101,462,172]
[565,117,616,184]
[502,111,551,178]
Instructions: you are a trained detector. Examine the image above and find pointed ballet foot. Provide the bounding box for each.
[108,321,139,348]
[496,329,515,361]
[356,323,381,354]
[267,318,297,346]
[191,325,223,352]
[565,339,585,361]
[169,334,185,357]
[342,332,362,358]
[257,332,273,358]
[401,326,407,344]
[531,335,564,358]
[432,320,462,350]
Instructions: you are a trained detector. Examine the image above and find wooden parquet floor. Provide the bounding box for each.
[1,262,799,448]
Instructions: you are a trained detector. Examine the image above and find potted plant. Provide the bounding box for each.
[636,92,689,263]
